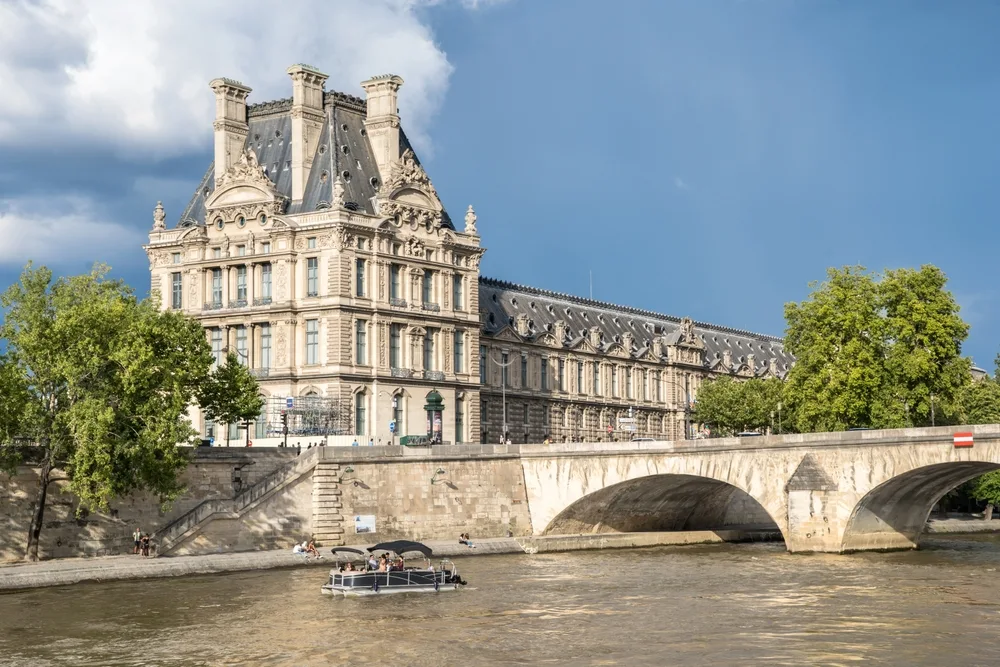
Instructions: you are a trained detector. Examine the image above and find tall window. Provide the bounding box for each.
[643,370,649,401]
[355,392,366,435]
[172,252,181,264]
[235,325,247,365]
[540,358,548,391]
[390,324,402,368]
[502,352,510,387]
[558,358,565,392]
[260,323,271,369]
[307,258,319,297]
[626,367,633,399]
[355,258,365,297]
[480,345,487,384]
[355,320,367,365]
[255,417,266,440]
[577,361,584,394]
[612,366,619,397]
[390,264,401,300]
[452,275,463,310]
[211,269,222,306]
[455,400,464,444]
[308,237,317,249]
[656,372,662,402]
[171,272,182,309]
[306,319,318,365]
[454,330,465,373]
[521,355,528,387]
[423,329,436,371]
[422,269,433,304]
[236,266,247,301]
[261,263,272,300]
[594,363,601,396]
[210,328,223,366]
[393,397,404,436]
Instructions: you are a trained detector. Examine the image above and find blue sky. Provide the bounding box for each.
[1,0,999,367]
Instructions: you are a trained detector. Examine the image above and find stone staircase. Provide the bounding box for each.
[153,448,321,555]
[311,461,345,545]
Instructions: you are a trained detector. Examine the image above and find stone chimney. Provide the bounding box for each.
[621,332,634,353]
[360,74,404,180]
[287,64,328,201]
[589,326,602,349]
[514,314,530,337]
[552,320,567,346]
[209,78,252,183]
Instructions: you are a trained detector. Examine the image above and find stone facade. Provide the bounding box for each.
[145,65,792,447]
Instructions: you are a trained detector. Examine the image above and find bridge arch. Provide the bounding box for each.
[542,473,783,538]
[841,461,1000,552]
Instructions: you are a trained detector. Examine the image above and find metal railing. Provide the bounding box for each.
[253,297,272,306]
[251,368,270,378]
[228,299,247,309]
[391,367,414,378]
[422,302,441,312]
[390,298,408,308]
[423,370,445,381]
[203,302,223,311]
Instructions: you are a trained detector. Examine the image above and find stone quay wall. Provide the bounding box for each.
[0,448,298,562]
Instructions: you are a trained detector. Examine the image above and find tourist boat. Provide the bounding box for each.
[321,541,466,596]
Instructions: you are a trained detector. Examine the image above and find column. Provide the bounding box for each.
[247,262,255,305]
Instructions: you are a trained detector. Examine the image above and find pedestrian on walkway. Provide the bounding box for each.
[140,534,150,557]
[133,527,142,555]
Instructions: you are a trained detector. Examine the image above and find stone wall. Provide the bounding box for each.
[324,453,533,545]
[0,448,297,562]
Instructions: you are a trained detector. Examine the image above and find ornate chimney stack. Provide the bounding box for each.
[209,78,252,183]
[287,64,328,201]
[360,74,404,180]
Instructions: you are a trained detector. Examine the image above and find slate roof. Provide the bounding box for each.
[478,277,793,375]
[178,91,452,229]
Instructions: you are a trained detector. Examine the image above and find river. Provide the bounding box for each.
[3,536,1000,666]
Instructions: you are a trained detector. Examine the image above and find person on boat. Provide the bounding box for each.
[377,555,388,572]
[343,561,355,572]
[367,554,378,571]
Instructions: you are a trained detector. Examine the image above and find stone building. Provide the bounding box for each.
[145,65,792,445]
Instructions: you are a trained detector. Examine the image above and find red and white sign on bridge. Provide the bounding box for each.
[953,432,974,448]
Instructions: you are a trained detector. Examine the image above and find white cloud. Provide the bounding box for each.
[0,197,143,268]
[0,0,499,158]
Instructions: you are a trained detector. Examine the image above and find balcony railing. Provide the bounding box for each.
[228,299,247,309]
[390,298,408,308]
[391,367,414,379]
[422,302,441,312]
[203,301,223,311]
[253,297,272,306]
[251,368,270,378]
[423,370,445,381]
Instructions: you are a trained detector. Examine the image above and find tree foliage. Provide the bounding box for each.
[692,376,785,437]
[783,265,970,432]
[0,263,256,560]
[197,352,266,443]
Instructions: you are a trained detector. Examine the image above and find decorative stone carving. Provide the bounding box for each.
[276,324,288,367]
[381,149,438,199]
[153,201,166,230]
[468,251,483,269]
[276,261,288,300]
[221,236,230,257]
[147,250,170,267]
[722,349,733,369]
[247,231,255,254]
[769,358,779,376]
[464,205,477,235]
[217,148,266,189]
[332,225,353,251]
[621,332,634,352]
[679,317,695,342]
[378,262,386,300]
[187,269,199,306]
[589,326,602,348]
[746,354,756,375]
[332,176,345,208]
[404,236,424,257]
[553,320,567,346]
[378,149,443,229]
[514,314,531,337]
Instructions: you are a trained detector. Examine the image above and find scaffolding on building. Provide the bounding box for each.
[263,395,352,438]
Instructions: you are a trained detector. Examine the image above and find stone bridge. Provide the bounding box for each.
[517,424,1000,552]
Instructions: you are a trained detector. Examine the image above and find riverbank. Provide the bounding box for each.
[0,529,777,592]
[1,518,996,593]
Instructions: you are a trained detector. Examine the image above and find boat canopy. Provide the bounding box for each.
[330,547,366,556]
[367,541,434,557]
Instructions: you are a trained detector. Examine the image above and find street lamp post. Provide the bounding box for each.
[489,352,514,444]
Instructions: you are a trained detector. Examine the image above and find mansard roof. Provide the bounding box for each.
[478,277,793,376]
[178,91,453,229]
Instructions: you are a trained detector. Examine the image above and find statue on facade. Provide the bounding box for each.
[332,176,345,208]
[153,201,166,230]
[464,205,478,235]
[247,230,255,254]
[221,235,230,257]
[679,317,695,342]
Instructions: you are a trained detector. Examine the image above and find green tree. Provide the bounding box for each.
[692,376,785,436]
[971,472,1000,521]
[0,264,218,561]
[197,352,265,446]
[783,265,970,432]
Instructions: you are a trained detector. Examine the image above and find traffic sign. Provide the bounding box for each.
[286,396,294,409]
[618,417,637,425]
[607,424,613,434]
[389,420,396,433]
[954,432,974,448]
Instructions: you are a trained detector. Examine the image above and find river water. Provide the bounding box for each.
[3,536,1000,666]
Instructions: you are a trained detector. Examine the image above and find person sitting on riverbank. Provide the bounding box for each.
[305,541,322,559]
[292,542,305,556]
[459,533,477,549]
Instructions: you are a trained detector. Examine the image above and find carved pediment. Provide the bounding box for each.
[378,149,443,230]
[607,343,630,358]
[206,149,287,220]
[571,337,598,354]
[538,333,559,348]
[489,327,523,343]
